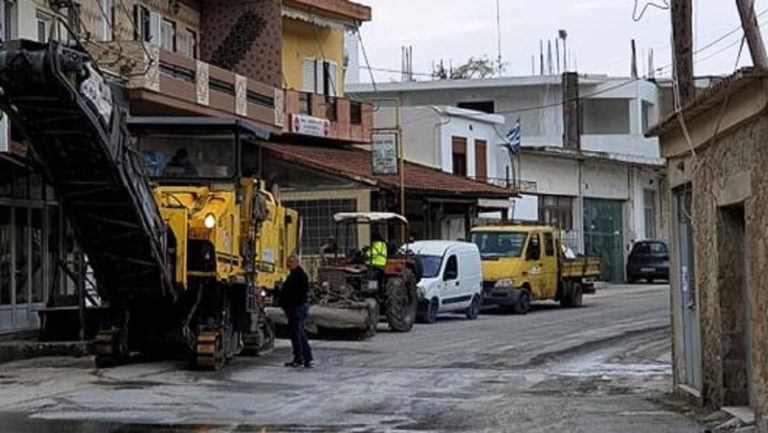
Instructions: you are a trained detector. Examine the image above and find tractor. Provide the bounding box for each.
[308,212,421,337]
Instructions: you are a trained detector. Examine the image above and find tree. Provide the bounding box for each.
[450,56,498,79]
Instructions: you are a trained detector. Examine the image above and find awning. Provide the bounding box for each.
[262,141,517,199]
[282,6,356,31]
[334,212,408,224]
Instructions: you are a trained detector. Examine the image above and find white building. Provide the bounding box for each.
[375,105,508,179]
[349,75,667,282]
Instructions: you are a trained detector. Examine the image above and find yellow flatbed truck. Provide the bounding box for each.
[470,224,600,314]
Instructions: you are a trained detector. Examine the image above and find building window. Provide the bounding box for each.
[36,17,48,43]
[350,101,362,125]
[644,189,657,239]
[134,7,161,47]
[98,0,114,42]
[452,136,467,176]
[539,195,573,231]
[581,98,631,135]
[161,19,176,52]
[283,199,357,255]
[475,139,487,181]
[185,28,197,59]
[457,101,495,113]
[641,101,655,134]
[302,58,338,96]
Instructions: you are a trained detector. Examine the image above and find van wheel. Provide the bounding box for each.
[513,290,531,315]
[465,295,480,320]
[423,298,438,324]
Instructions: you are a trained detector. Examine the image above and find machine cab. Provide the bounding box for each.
[127,117,272,288]
[129,117,270,184]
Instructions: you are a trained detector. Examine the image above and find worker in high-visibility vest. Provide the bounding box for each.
[365,232,388,288]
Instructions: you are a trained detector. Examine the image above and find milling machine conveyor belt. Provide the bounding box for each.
[0,40,174,298]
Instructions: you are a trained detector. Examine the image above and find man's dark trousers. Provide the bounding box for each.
[286,303,312,363]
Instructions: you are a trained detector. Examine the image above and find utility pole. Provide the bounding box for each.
[736,0,768,69]
[671,0,694,104]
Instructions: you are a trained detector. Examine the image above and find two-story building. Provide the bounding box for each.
[0,0,378,335]
[349,74,668,282]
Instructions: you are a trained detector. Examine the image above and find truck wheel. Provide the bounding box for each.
[423,298,439,324]
[512,290,531,315]
[571,283,584,307]
[384,270,418,332]
[561,282,584,308]
[465,295,481,320]
[560,281,573,308]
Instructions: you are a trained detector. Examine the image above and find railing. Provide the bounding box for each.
[284,89,373,143]
[87,41,278,131]
[325,96,338,121]
[475,176,522,192]
[299,92,312,115]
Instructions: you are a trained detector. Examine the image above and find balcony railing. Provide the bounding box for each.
[284,89,372,143]
[87,41,280,132]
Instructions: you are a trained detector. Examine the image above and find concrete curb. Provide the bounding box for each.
[0,341,91,365]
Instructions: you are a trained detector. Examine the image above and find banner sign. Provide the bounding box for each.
[290,113,330,137]
[372,132,399,175]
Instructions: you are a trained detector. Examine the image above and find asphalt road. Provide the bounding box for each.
[0,284,704,433]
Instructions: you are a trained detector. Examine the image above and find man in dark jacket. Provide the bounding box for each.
[279,254,313,368]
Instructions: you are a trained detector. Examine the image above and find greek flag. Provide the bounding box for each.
[504,118,522,154]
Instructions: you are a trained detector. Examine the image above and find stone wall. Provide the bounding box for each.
[686,116,768,430]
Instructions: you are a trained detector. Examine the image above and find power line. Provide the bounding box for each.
[493,78,640,116]
[356,29,379,95]
[360,65,435,78]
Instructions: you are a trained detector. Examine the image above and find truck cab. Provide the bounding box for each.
[471,225,599,314]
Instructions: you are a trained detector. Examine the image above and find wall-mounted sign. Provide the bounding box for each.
[372,132,399,175]
[290,113,330,137]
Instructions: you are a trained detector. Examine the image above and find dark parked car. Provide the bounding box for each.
[626,240,669,283]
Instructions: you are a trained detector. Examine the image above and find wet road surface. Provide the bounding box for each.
[0,284,703,432]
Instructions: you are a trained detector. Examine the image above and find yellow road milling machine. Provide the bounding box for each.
[0,40,291,369]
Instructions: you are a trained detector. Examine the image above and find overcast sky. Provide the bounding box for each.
[355,0,768,82]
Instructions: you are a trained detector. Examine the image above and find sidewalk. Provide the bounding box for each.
[0,340,90,365]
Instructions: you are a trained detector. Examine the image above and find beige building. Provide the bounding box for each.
[652,69,768,431]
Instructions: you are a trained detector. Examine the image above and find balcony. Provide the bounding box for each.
[87,42,280,133]
[283,89,373,143]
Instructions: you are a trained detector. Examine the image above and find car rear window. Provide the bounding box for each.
[634,242,667,255]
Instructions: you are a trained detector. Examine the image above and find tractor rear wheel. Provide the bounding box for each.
[384,270,418,332]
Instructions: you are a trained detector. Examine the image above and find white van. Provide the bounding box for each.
[405,241,483,324]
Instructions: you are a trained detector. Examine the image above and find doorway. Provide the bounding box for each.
[674,186,701,389]
[717,204,752,407]
[584,198,624,282]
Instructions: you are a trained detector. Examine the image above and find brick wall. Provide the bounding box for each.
[199,0,281,87]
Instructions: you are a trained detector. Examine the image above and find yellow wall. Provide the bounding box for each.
[282,17,345,95]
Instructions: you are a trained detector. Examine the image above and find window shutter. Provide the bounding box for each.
[149,12,161,46]
[315,59,324,94]
[133,5,141,40]
[302,58,316,93]
[326,61,338,96]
